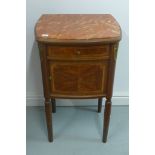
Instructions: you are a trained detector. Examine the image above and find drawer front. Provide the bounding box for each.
[49,61,108,98]
[47,45,110,60]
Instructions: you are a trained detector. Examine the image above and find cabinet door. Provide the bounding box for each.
[49,61,108,98]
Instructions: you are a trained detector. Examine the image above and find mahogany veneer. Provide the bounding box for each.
[35,14,121,143]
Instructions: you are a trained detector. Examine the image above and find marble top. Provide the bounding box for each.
[35,14,121,42]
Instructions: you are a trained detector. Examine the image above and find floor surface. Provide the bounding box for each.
[26,106,129,155]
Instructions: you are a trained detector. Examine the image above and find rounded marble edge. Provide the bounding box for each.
[35,14,122,44]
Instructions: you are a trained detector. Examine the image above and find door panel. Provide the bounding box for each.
[52,65,78,92]
[49,61,108,97]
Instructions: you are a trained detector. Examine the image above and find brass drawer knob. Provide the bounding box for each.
[76,51,81,55]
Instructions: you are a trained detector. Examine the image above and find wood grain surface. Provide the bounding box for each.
[49,61,108,98]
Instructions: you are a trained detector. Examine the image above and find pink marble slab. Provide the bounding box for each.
[35,14,121,42]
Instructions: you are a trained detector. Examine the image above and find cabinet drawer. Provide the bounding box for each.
[47,45,110,60]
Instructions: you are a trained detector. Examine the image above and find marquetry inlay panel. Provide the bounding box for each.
[49,62,108,97]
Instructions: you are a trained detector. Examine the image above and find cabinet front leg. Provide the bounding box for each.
[51,98,56,113]
[98,98,102,113]
[102,99,111,143]
[45,99,53,142]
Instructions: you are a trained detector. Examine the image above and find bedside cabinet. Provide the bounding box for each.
[35,14,121,143]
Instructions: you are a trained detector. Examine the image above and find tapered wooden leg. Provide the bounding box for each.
[98,98,102,113]
[102,99,111,143]
[51,98,56,113]
[45,99,53,142]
